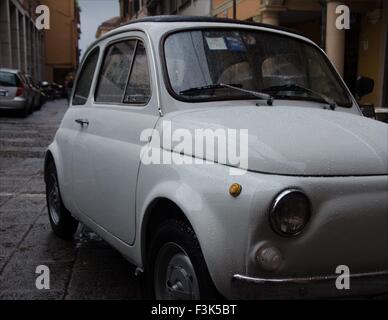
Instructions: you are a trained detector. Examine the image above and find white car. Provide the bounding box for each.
[44,16,388,299]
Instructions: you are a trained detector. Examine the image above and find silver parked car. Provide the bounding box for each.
[44,17,388,300]
[0,68,34,117]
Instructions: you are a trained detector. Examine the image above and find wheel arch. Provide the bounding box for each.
[43,143,72,212]
[44,150,55,183]
[141,197,193,266]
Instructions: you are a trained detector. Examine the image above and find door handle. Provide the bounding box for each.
[75,119,89,126]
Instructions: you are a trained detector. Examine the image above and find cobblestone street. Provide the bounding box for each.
[0,100,142,300]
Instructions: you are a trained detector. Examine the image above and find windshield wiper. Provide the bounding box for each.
[179,83,274,106]
[263,84,337,110]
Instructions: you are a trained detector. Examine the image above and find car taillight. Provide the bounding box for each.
[16,85,24,97]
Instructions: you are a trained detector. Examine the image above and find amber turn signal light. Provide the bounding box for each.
[229,183,242,197]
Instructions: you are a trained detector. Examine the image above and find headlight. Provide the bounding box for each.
[269,189,311,237]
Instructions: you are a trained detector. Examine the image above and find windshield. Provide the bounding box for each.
[164,29,352,107]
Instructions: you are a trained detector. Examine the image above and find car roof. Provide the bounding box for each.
[119,15,303,36]
[0,68,20,74]
[92,15,306,47]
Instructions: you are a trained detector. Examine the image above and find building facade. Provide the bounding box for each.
[40,0,80,83]
[119,0,211,21]
[0,0,44,80]
[96,16,121,39]
[213,0,388,110]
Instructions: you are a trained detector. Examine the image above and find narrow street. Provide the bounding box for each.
[0,100,142,300]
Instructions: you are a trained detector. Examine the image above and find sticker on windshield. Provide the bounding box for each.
[225,36,246,52]
[205,37,227,50]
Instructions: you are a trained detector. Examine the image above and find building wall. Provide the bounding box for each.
[96,17,121,39]
[119,0,212,20]
[179,0,212,16]
[213,0,261,20]
[0,0,44,80]
[40,0,80,83]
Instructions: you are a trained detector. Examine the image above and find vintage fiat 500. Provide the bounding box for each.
[44,16,388,299]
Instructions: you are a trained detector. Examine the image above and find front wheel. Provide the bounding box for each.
[146,219,218,300]
[45,162,78,240]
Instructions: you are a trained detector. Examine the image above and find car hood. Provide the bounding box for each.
[158,106,388,176]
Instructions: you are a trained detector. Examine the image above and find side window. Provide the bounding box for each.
[124,41,151,104]
[95,40,136,103]
[73,48,99,105]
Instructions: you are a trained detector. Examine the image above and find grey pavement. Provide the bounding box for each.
[0,100,142,300]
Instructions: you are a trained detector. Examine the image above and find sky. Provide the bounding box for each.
[78,0,120,58]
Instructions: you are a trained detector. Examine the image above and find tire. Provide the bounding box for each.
[36,98,43,110]
[28,100,34,114]
[146,219,218,300]
[18,106,29,118]
[45,161,78,240]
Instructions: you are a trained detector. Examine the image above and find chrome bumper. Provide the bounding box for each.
[231,271,388,299]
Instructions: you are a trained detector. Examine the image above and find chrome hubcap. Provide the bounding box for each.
[155,243,200,300]
[48,173,60,225]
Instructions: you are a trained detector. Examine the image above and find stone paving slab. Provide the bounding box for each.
[0,195,12,206]
[13,223,78,263]
[0,224,31,261]
[18,177,46,194]
[0,260,73,291]
[0,177,33,193]
[0,159,43,177]
[0,289,65,300]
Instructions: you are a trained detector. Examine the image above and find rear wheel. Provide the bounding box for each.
[146,219,218,300]
[28,101,34,114]
[45,161,78,239]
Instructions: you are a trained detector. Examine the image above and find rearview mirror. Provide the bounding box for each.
[356,76,374,98]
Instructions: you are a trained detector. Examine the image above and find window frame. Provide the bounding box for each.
[93,36,152,107]
[72,47,100,106]
[160,27,353,108]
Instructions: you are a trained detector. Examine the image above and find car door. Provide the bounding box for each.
[55,46,101,215]
[71,32,159,245]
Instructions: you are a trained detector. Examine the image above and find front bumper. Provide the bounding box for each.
[231,271,388,299]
